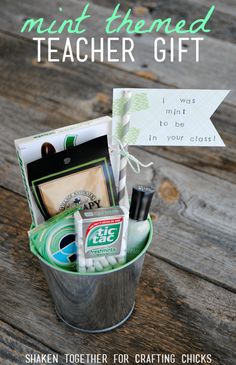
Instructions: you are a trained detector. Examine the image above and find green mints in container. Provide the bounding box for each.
[75,206,129,273]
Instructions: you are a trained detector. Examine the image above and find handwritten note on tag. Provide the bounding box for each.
[112,89,229,146]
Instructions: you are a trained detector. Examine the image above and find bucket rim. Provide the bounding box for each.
[34,217,154,276]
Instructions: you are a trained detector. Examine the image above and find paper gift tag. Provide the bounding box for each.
[112,89,230,146]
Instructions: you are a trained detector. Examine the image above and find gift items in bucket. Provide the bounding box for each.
[15,117,154,273]
[15,116,154,274]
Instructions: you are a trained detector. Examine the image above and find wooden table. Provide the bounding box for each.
[0,1,235,364]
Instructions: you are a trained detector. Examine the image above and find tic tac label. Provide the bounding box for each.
[84,218,123,258]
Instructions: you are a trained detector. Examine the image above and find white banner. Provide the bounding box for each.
[112,89,230,146]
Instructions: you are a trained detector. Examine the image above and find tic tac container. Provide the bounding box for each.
[75,206,129,273]
[32,218,153,333]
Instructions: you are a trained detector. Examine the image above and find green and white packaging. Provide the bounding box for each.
[15,116,121,226]
[29,207,81,271]
[75,207,129,273]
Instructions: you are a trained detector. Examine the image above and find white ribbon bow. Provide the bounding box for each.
[112,137,153,174]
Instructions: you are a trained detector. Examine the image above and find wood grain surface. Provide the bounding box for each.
[128,147,236,292]
[94,0,236,43]
[0,321,67,365]
[0,0,236,104]
[0,0,235,363]
[0,31,235,190]
[0,31,236,290]
[0,188,235,365]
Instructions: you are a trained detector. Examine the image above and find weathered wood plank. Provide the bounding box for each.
[93,0,236,43]
[0,30,235,196]
[2,118,236,291]
[150,0,236,45]
[93,0,236,17]
[0,0,235,105]
[0,188,235,364]
[0,321,67,365]
[185,0,236,17]
[128,147,236,291]
[0,33,235,288]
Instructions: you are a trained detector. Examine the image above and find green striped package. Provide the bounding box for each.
[29,207,81,271]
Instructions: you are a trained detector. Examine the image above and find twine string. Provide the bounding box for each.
[112,136,154,174]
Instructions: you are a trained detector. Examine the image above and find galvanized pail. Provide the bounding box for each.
[35,218,153,333]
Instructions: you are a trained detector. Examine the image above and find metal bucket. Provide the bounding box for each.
[36,218,153,333]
